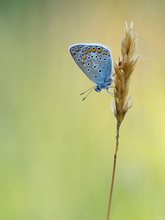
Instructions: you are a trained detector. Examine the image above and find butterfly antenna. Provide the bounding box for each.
[80,87,95,101]
[80,86,95,95]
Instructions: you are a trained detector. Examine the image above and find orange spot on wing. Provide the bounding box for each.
[103,51,108,55]
[82,54,87,60]
[92,47,96,52]
[97,47,102,53]
[87,47,92,53]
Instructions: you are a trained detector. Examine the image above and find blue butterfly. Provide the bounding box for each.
[69,43,113,100]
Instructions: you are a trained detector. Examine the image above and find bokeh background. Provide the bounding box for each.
[0,0,165,220]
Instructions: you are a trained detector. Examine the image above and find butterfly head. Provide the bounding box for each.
[95,85,102,92]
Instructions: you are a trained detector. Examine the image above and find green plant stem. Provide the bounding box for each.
[106,121,121,220]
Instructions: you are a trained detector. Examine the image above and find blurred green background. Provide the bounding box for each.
[0,0,165,220]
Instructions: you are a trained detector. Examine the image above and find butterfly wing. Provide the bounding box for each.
[69,43,113,86]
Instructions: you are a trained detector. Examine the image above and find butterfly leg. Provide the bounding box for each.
[106,89,114,97]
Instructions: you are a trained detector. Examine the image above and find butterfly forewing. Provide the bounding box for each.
[69,44,112,86]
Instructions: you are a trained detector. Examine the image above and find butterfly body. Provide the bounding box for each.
[69,43,113,93]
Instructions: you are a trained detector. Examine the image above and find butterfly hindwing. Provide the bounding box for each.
[69,44,112,86]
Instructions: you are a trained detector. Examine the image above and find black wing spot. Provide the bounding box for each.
[87,68,90,71]
[99,69,102,73]
[94,65,97,69]
[99,57,102,60]
[87,63,90,66]
[94,75,97,78]
[77,58,80,62]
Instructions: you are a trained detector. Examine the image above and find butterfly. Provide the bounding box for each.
[69,43,113,100]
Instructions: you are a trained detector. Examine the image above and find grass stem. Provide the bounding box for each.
[106,121,121,220]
